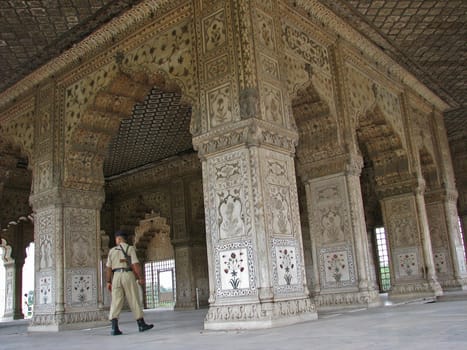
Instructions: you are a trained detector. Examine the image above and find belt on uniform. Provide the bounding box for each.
[112,268,132,273]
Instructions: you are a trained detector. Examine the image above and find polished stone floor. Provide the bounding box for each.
[1,295,466,350]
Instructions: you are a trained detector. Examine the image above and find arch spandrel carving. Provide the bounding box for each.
[62,8,200,190]
[0,102,35,165]
[0,136,33,231]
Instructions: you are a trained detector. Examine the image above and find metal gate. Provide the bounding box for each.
[144,259,176,309]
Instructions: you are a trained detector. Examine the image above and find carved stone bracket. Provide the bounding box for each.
[193,118,298,159]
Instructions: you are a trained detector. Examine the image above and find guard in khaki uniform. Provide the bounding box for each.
[106,230,153,335]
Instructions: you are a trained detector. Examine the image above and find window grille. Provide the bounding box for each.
[144,259,176,309]
[375,227,391,292]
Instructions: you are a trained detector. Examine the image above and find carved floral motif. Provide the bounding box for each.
[218,190,244,239]
[208,84,233,127]
[203,10,226,52]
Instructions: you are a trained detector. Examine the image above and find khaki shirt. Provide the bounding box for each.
[106,243,139,270]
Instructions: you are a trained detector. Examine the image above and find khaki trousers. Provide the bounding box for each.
[108,271,144,320]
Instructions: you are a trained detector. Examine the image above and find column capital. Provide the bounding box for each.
[192,118,298,159]
[29,187,105,210]
[424,187,459,204]
[376,175,422,199]
[297,153,363,181]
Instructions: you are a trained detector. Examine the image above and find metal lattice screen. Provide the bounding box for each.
[375,227,391,292]
[144,259,176,309]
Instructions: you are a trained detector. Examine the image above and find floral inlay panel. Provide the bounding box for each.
[39,275,53,305]
[215,241,256,297]
[272,239,304,294]
[324,251,349,283]
[433,250,449,274]
[67,268,97,307]
[220,249,248,290]
[319,245,356,288]
[275,246,297,286]
[395,248,420,278]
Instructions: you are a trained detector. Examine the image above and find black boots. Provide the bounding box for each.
[111,317,153,335]
[137,318,154,332]
[111,318,122,336]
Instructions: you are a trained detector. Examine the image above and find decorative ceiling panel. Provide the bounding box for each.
[0,0,464,149]
[0,0,143,94]
[103,87,193,177]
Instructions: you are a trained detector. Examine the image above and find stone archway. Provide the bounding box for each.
[134,211,172,262]
[66,69,193,191]
[0,135,34,321]
[291,79,381,311]
[357,105,442,301]
[421,147,467,290]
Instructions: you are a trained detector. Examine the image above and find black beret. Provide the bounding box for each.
[114,230,128,238]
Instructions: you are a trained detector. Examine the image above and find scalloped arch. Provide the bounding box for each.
[0,238,14,263]
[65,68,197,191]
[357,105,410,185]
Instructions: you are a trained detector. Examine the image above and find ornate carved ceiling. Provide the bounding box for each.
[103,87,193,178]
[0,0,143,95]
[0,0,465,175]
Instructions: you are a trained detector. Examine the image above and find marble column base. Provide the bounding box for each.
[388,280,443,302]
[438,277,467,291]
[28,309,108,332]
[204,297,317,330]
[314,289,382,312]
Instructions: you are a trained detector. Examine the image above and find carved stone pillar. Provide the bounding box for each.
[299,154,381,311]
[192,0,316,329]
[0,258,15,320]
[194,120,316,330]
[13,253,24,320]
[379,180,443,301]
[425,188,467,290]
[28,188,107,331]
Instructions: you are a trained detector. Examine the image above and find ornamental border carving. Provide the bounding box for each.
[205,297,315,322]
[0,95,35,123]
